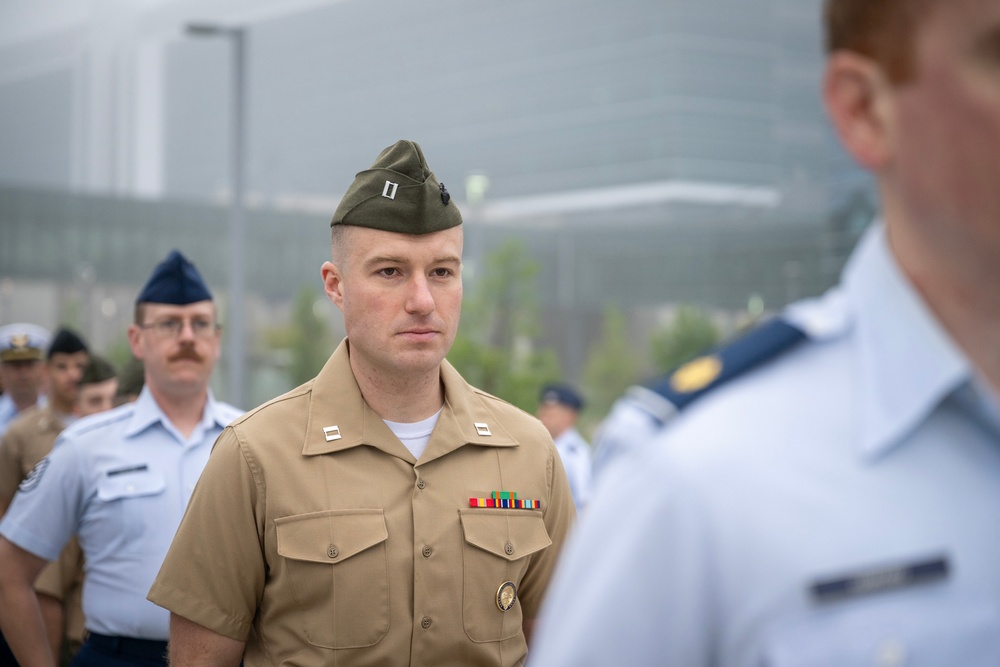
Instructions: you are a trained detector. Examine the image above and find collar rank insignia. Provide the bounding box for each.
[474,422,492,436]
[469,490,540,510]
[323,425,342,442]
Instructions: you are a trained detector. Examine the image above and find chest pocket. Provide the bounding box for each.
[275,509,389,649]
[95,468,166,543]
[762,595,1000,666]
[459,510,551,642]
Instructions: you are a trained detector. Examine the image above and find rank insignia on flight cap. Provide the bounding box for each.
[496,581,517,611]
[469,490,541,510]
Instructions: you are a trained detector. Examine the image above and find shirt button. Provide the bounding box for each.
[422,545,433,558]
[327,545,339,559]
[416,478,426,490]
[421,616,432,629]
[504,541,514,556]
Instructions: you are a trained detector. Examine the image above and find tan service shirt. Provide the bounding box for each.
[0,405,63,505]
[149,340,576,666]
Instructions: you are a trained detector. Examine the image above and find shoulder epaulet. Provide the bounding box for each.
[645,317,807,423]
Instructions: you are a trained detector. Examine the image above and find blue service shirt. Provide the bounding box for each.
[0,386,242,641]
[553,427,592,513]
[529,224,1000,666]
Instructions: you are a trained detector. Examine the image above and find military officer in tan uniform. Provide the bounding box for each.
[148,140,576,667]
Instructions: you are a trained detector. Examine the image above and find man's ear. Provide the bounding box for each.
[823,50,894,170]
[321,261,345,310]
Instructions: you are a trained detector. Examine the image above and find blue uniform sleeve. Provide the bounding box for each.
[528,448,717,666]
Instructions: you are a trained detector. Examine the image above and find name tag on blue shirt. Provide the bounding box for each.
[810,555,949,603]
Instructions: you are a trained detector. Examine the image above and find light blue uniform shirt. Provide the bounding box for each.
[553,427,592,513]
[0,386,242,641]
[530,225,1000,666]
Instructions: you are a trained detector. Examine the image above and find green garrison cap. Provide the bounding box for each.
[331,140,462,234]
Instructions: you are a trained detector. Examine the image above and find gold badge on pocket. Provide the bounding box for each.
[496,581,517,611]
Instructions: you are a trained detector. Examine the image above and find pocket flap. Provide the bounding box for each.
[96,468,166,501]
[276,509,388,564]
[460,510,551,561]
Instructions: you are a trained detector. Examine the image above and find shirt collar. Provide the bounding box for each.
[124,385,228,439]
[303,339,518,461]
[845,224,970,460]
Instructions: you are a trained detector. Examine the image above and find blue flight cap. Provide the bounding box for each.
[540,383,585,412]
[136,250,212,305]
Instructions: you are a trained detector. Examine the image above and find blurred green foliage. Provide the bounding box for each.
[648,304,721,374]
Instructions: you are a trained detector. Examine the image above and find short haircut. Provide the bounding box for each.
[330,224,352,269]
[824,0,933,83]
[79,355,117,386]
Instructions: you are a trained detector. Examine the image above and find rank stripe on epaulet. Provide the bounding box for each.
[648,317,807,413]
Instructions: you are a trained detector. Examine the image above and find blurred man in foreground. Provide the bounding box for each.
[530,0,1000,664]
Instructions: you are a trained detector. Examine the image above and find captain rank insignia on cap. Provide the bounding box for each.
[331,140,462,235]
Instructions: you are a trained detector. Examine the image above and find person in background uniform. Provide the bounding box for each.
[0,323,52,440]
[529,0,1000,664]
[34,354,119,665]
[147,140,576,667]
[535,384,592,513]
[0,328,89,516]
[73,355,119,418]
[0,250,242,667]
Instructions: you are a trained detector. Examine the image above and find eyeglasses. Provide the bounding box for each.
[139,318,222,339]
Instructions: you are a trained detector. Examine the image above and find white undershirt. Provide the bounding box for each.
[384,408,442,460]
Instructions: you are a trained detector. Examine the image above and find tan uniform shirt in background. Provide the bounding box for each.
[148,339,576,666]
[0,405,87,647]
[0,405,63,504]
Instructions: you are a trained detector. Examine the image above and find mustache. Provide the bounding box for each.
[169,348,204,363]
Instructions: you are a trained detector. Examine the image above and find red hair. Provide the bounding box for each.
[824,0,933,83]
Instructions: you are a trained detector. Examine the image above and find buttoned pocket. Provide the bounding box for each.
[95,467,166,542]
[762,595,1000,666]
[275,509,389,649]
[459,510,552,642]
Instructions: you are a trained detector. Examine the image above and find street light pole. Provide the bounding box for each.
[186,23,248,408]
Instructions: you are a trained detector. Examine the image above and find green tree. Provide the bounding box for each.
[448,239,560,411]
[648,304,720,374]
[580,304,639,429]
[286,287,333,386]
[263,287,333,388]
